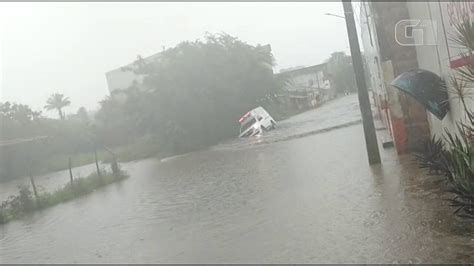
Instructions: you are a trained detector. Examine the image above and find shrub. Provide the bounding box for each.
[416,11,474,220]
[417,126,473,219]
[0,169,128,225]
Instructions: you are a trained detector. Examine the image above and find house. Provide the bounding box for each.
[274,63,333,110]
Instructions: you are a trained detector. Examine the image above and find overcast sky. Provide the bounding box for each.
[0,2,352,114]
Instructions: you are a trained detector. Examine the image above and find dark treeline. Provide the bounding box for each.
[0,102,94,181]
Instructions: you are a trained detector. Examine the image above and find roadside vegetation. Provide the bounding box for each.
[0,169,128,225]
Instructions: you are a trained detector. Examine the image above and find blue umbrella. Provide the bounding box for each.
[391,69,450,120]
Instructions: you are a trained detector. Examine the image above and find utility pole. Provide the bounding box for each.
[342,0,381,165]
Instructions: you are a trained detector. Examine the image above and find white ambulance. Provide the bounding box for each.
[238,107,277,138]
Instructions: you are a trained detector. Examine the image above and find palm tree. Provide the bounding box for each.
[44,93,71,120]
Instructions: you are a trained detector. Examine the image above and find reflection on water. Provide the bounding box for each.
[0,95,473,263]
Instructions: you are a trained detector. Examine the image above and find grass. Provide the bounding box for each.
[0,169,128,225]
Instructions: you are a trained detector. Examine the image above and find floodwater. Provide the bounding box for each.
[1,95,473,263]
[0,163,100,202]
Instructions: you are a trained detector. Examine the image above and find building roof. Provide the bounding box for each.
[275,63,327,77]
[107,52,163,74]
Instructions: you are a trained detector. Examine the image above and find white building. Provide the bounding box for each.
[359,1,473,153]
[405,1,473,138]
[275,63,333,109]
[105,52,162,93]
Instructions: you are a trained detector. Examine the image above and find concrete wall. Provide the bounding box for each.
[278,64,331,92]
[105,52,162,93]
[360,1,391,128]
[361,1,431,154]
[275,64,333,110]
[288,71,327,90]
[406,1,473,138]
[105,67,140,92]
[361,1,473,153]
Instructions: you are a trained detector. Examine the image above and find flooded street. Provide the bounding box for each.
[1,95,473,263]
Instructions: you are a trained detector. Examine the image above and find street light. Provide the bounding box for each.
[324,12,345,19]
[326,2,381,165]
[324,13,351,52]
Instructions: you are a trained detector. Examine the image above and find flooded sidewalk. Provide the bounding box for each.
[1,96,473,263]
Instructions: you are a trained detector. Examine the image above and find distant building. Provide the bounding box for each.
[278,65,306,73]
[275,63,333,110]
[105,52,163,93]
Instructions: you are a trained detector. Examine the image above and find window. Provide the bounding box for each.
[240,118,257,133]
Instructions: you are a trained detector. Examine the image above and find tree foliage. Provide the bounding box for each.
[0,102,42,139]
[0,101,94,182]
[44,93,71,120]
[326,52,356,94]
[95,33,275,154]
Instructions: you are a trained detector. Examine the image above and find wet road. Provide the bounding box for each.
[1,95,473,263]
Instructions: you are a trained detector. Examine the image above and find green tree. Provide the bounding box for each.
[44,93,70,120]
[95,33,275,154]
[76,106,89,122]
[0,102,42,139]
[326,51,356,94]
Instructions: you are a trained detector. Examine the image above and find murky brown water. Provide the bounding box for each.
[1,95,473,263]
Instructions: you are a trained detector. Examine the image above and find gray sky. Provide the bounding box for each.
[0,2,350,114]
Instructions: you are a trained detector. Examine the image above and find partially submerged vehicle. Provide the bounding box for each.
[238,106,277,138]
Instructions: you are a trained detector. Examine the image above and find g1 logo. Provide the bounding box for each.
[395,19,437,46]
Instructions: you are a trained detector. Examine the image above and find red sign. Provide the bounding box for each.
[441,1,474,68]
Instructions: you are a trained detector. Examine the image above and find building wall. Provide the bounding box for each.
[275,64,333,110]
[278,64,331,90]
[361,1,473,153]
[361,1,431,154]
[406,1,473,139]
[288,71,328,90]
[105,67,139,92]
[360,1,391,129]
[105,53,162,93]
